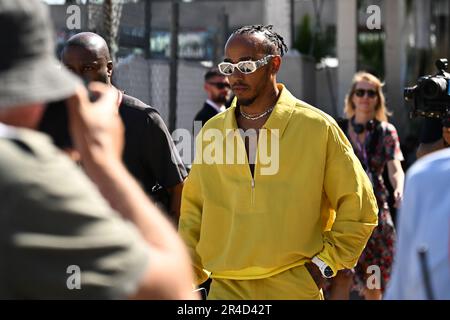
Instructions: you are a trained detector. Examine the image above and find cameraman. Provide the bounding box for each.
[385,60,450,299]
[410,58,450,158]
[385,129,450,299]
[0,0,197,299]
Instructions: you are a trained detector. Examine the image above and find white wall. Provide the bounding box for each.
[264,0,292,48]
[315,66,339,117]
[337,0,357,118]
[277,51,316,105]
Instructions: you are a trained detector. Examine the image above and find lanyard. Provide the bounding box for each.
[351,129,371,175]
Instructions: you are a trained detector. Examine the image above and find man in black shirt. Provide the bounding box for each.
[61,32,187,222]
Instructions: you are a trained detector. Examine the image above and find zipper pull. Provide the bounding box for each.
[251,178,255,205]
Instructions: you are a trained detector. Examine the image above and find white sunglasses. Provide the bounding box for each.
[218,55,276,76]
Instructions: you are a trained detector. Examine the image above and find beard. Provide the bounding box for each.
[98,73,110,85]
[82,73,109,85]
[236,95,257,107]
[212,93,228,104]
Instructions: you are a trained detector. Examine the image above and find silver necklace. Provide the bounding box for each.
[240,106,275,121]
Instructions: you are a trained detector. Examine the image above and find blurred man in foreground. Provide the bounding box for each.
[0,0,197,299]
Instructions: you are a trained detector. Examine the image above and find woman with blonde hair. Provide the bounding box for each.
[328,72,405,300]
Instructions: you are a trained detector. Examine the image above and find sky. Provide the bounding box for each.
[43,0,67,4]
[43,0,91,4]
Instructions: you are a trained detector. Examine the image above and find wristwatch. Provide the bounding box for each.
[312,256,334,278]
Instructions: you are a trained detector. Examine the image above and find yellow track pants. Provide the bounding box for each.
[207,264,324,300]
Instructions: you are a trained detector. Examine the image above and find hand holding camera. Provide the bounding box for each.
[38,79,104,150]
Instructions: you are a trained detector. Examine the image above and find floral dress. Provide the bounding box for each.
[346,119,404,292]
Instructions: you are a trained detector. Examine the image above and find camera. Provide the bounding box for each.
[404,58,450,127]
[38,81,100,149]
[38,99,72,149]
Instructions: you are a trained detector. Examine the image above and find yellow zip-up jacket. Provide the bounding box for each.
[179,84,378,285]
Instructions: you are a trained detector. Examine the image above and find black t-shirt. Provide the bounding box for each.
[119,94,187,211]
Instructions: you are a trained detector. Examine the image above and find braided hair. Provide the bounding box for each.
[231,24,288,57]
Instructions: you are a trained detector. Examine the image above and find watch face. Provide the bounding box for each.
[324,267,333,278]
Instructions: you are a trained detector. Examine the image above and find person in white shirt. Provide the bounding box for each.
[385,147,450,300]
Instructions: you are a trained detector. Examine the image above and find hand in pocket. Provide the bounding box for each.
[305,262,325,290]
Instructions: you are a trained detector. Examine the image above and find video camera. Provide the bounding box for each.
[404,58,450,127]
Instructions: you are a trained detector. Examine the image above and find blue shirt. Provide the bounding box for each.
[385,148,450,300]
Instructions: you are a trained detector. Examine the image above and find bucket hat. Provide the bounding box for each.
[0,0,80,108]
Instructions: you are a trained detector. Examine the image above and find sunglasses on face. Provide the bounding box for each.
[207,82,231,89]
[354,88,377,98]
[217,55,276,76]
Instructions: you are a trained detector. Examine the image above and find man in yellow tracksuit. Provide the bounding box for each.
[179,24,378,300]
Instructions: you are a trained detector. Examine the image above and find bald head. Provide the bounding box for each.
[65,32,111,61]
[62,32,113,85]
